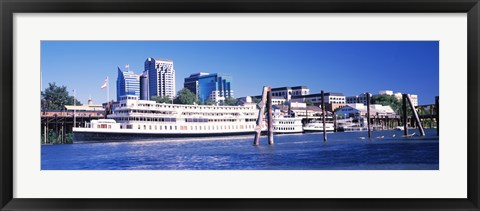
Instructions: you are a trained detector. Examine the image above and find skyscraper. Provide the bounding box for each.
[184,72,210,98]
[184,72,233,103]
[144,57,176,100]
[116,67,140,101]
[139,71,149,100]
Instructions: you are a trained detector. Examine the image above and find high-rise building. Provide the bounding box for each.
[145,57,176,100]
[116,67,140,101]
[184,72,233,103]
[139,71,149,100]
[184,72,210,98]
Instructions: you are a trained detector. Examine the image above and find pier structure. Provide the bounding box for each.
[253,86,274,146]
[336,96,438,133]
[41,111,103,144]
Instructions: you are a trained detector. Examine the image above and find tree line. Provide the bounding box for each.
[151,88,239,106]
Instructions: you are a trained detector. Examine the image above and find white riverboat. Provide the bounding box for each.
[271,116,303,134]
[303,121,335,132]
[73,95,263,141]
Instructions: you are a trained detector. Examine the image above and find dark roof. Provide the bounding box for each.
[291,92,345,99]
[271,86,309,91]
[325,92,344,96]
[291,86,309,90]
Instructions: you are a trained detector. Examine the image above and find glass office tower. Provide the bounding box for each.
[184,72,233,103]
[116,67,140,101]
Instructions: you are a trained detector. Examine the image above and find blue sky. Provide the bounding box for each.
[41,41,438,105]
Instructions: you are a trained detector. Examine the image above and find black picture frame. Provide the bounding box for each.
[1,0,479,210]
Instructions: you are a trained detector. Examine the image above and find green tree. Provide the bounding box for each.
[251,97,260,104]
[223,97,238,106]
[151,95,172,104]
[173,88,197,105]
[372,94,402,115]
[42,82,81,110]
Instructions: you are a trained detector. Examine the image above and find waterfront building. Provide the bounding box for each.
[140,71,149,100]
[184,72,233,103]
[145,57,176,100]
[291,92,346,112]
[345,93,372,105]
[64,98,105,118]
[291,92,345,104]
[270,86,310,101]
[271,96,287,105]
[116,67,140,101]
[335,103,396,119]
[409,94,419,106]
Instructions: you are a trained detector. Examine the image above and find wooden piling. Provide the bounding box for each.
[43,123,47,144]
[321,90,327,142]
[405,94,425,136]
[60,124,64,144]
[254,86,270,146]
[55,114,58,144]
[267,89,274,145]
[435,96,439,135]
[385,116,389,130]
[402,94,408,136]
[429,106,433,128]
[366,92,371,139]
[46,123,49,144]
[333,111,337,132]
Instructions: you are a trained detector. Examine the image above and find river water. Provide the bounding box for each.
[41,129,439,170]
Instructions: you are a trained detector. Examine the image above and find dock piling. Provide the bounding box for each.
[404,94,425,136]
[267,89,274,145]
[321,90,327,142]
[366,92,371,139]
[333,111,337,132]
[253,86,272,146]
[402,94,408,136]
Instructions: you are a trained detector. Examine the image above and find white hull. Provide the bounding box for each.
[303,122,335,132]
[272,116,303,134]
